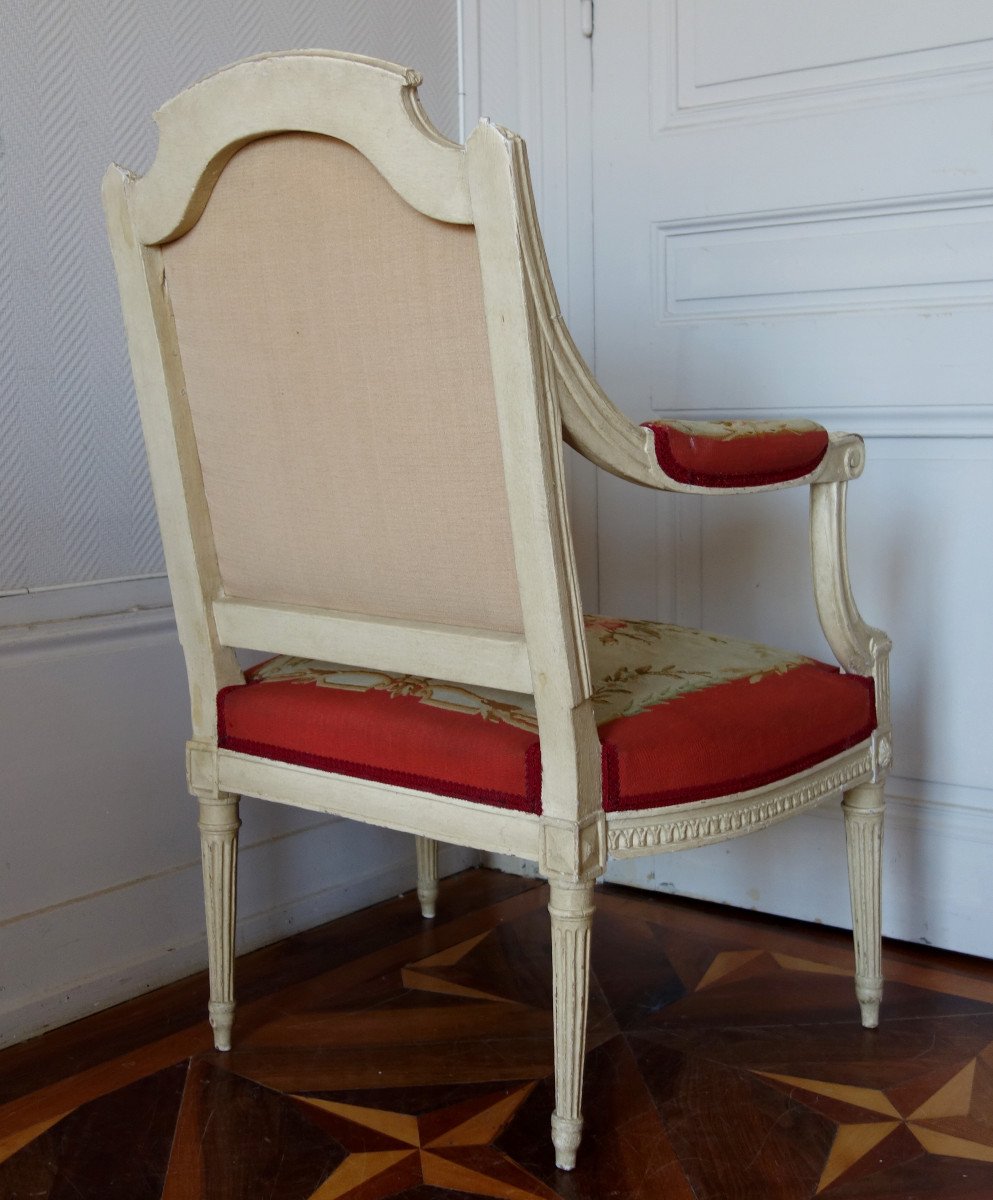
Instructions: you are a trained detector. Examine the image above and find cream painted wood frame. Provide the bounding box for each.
[103,50,891,1171]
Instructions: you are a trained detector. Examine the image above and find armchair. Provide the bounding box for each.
[104,50,891,1171]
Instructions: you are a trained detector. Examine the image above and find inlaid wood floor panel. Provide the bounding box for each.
[3,868,993,1198]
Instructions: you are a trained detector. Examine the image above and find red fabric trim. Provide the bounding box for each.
[600,667,876,812]
[525,741,543,812]
[217,654,876,819]
[601,741,620,807]
[217,681,540,814]
[219,731,537,812]
[644,422,829,488]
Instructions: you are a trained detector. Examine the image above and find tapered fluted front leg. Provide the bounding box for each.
[548,878,595,1170]
[843,782,884,1029]
[415,835,439,919]
[198,792,240,1051]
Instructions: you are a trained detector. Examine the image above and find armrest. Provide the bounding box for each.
[512,172,890,783]
[548,313,864,492]
[645,417,826,489]
[510,129,863,494]
[520,217,890,770]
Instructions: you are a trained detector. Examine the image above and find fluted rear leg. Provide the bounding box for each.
[198,791,240,1051]
[548,878,595,1170]
[415,835,439,919]
[843,782,885,1028]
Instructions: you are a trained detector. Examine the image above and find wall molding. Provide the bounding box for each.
[0,814,339,935]
[806,776,993,838]
[654,192,993,323]
[646,190,993,436]
[0,838,476,1049]
[0,573,170,628]
[654,405,993,439]
[657,212,993,320]
[652,0,993,130]
[0,603,177,667]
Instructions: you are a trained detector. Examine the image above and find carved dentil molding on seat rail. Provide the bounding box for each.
[607,749,874,855]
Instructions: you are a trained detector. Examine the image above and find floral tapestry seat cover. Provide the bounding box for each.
[218,616,875,815]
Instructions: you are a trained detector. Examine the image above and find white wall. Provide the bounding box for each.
[0,604,473,1046]
[5,0,987,1052]
[471,1,993,959]
[461,0,600,599]
[0,0,460,590]
[600,445,993,958]
[0,2,475,1049]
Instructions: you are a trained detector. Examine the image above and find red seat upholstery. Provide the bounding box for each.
[643,418,829,487]
[218,616,875,815]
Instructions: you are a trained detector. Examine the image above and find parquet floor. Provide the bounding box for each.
[3,869,993,1199]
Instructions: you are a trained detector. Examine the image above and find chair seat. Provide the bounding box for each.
[218,616,875,815]
[643,419,829,487]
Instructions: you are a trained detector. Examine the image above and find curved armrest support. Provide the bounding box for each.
[509,130,864,494]
[810,479,892,777]
[508,129,866,495]
[510,130,891,774]
[548,310,865,493]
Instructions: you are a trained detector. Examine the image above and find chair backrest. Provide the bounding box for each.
[160,130,522,635]
[104,51,598,821]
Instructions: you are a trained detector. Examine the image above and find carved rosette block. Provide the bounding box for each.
[547,878,595,1170]
[843,782,885,1029]
[198,791,240,1051]
[415,835,439,919]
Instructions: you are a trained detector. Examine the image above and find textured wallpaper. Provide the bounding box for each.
[0,0,459,592]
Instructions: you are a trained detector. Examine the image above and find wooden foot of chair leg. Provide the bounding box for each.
[551,1113,583,1171]
[208,1001,236,1052]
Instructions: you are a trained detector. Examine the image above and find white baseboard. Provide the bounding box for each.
[484,780,993,959]
[0,828,475,1049]
[0,575,171,633]
[0,599,481,1049]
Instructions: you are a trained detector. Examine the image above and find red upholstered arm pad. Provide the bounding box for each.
[642,418,830,489]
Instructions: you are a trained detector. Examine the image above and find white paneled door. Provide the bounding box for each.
[590,0,993,951]
[592,0,993,426]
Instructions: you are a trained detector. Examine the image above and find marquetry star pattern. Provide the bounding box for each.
[292,1084,563,1200]
[7,886,993,1200]
[756,1042,993,1193]
[694,947,852,991]
[399,930,525,1005]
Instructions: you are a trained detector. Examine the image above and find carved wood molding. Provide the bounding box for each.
[607,747,874,856]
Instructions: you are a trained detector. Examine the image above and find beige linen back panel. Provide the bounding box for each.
[161,132,523,633]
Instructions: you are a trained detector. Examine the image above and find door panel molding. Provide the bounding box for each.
[463,0,599,607]
[654,406,993,439]
[652,0,993,130]
[655,194,993,323]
